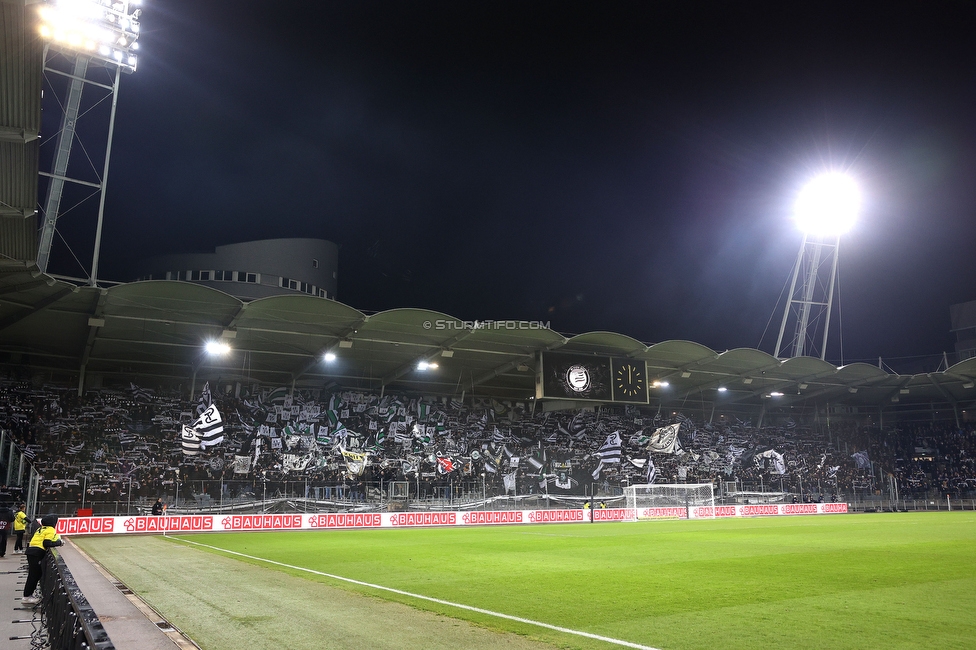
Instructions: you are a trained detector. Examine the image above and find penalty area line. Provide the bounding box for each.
[171,537,660,650]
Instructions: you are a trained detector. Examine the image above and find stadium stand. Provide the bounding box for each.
[3,378,975,518]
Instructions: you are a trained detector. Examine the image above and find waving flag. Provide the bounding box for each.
[436,455,456,474]
[597,431,622,461]
[129,383,155,403]
[181,425,202,456]
[645,456,657,483]
[341,448,368,476]
[194,404,224,448]
[197,381,212,415]
[233,455,251,474]
[182,404,224,455]
[592,431,622,479]
[647,423,682,454]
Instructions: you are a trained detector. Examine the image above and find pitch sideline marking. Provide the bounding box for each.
[171,537,661,650]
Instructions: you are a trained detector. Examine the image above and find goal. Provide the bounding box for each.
[624,483,715,520]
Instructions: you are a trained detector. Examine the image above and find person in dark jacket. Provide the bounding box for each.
[151,498,164,516]
[0,503,13,557]
[21,514,63,606]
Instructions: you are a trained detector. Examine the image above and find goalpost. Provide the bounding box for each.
[624,483,716,520]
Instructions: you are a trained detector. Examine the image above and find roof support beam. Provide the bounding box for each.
[468,338,568,391]
[926,374,960,428]
[877,377,914,406]
[0,278,52,297]
[0,286,73,333]
[78,288,109,395]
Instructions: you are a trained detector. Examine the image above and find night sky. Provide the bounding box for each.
[51,1,976,367]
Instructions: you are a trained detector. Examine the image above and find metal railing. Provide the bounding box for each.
[38,548,115,650]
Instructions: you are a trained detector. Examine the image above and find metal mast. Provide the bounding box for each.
[33,0,142,285]
[774,234,841,360]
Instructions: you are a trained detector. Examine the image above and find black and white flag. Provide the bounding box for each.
[194,404,224,448]
[852,450,870,469]
[592,431,622,479]
[647,423,682,454]
[181,404,224,455]
[646,456,657,483]
[197,381,213,416]
[597,431,622,463]
[181,425,202,456]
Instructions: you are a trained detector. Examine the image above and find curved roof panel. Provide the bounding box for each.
[1,270,974,407]
[562,332,648,356]
[642,340,717,366]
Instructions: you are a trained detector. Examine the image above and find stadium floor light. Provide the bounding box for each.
[774,171,860,360]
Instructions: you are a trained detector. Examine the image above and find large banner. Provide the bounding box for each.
[53,503,849,536]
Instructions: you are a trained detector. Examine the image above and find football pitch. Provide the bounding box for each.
[74,512,976,650]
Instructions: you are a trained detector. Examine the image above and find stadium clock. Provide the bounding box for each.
[610,358,648,403]
[615,362,645,397]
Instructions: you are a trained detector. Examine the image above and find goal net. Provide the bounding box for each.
[624,483,715,520]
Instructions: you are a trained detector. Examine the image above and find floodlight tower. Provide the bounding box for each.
[774,173,860,360]
[33,0,143,285]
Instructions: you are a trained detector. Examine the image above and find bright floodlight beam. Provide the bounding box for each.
[774,172,860,360]
[36,0,143,72]
[205,340,231,356]
[794,172,860,237]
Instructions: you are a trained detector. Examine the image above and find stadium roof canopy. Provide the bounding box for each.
[2,269,976,417]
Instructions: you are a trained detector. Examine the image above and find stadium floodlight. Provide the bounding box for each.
[717,386,727,392]
[652,380,669,388]
[324,352,337,362]
[794,172,860,237]
[417,361,438,371]
[205,340,231,356]
[34,1,146,284]
[36,0,143,72]
[770,391,784,397]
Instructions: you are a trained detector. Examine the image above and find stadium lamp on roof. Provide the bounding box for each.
[794,172,860,237]
[205,340,231,356]
[36,0,143,72]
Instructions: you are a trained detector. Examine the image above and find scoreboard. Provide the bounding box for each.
[536,352,648,404]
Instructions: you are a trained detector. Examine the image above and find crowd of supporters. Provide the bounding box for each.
[1,378,975,511]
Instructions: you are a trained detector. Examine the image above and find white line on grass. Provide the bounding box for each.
[171,537,661,650]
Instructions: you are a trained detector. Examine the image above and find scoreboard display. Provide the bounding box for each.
[537,352,648,404]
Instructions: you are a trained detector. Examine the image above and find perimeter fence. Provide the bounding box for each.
[26,546,115,650]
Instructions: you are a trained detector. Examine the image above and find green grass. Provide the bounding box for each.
[80,512,976,650]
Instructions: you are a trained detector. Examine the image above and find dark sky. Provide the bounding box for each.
[55,1,976,366]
